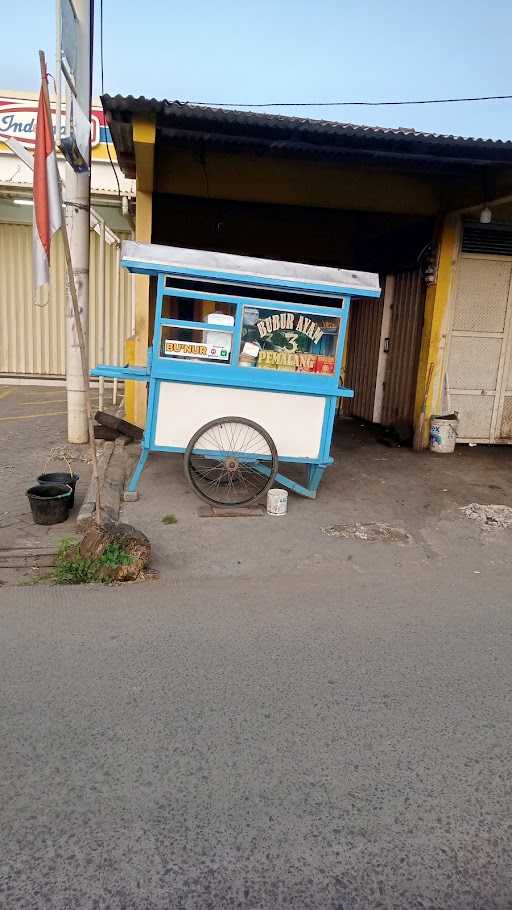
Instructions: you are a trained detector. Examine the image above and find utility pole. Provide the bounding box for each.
[63,0,92,443]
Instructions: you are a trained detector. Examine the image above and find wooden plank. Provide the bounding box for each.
[0,547,58,554]
[94,425,119,441]
[0,547,58,568]
[197,505,265,518]
[94,410,143,440]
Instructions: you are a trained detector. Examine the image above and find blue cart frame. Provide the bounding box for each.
[92,244,380,501]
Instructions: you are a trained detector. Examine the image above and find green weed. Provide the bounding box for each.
[98,542,133,569]
[161,514,177,525]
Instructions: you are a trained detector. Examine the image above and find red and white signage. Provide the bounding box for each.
[0,100,101,149]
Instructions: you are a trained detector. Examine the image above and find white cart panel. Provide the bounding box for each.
[154,381,327,458]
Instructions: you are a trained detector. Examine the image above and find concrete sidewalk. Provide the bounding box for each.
[3,385,512,592]
[0,384,96,582]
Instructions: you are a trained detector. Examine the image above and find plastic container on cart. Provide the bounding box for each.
[205,312,234,354]
[239,341,260,367]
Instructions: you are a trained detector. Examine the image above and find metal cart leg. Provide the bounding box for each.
[272,470,317,499]
[307,463,327,495]
[127,447,149,493]
[252,462,330,499]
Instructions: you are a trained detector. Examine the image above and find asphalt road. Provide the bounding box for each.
[2,566,512,909]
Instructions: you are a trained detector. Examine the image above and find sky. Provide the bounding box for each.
[2,0,512,140]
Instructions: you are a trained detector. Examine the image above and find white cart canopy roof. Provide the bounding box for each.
[121,241,380,297]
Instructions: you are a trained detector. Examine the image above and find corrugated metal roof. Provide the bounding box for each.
[102,94,512,151]
[101,95,512,180]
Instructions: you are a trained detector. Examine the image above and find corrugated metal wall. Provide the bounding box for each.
[343,293,384,420]
[342,269,425,427]
[0,223,132,376]
[380,269,424,426]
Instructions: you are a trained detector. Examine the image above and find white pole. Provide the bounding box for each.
[65,0,92,443]
[98,218,105,411]
[55,0,62,144]
[112,243,121,405]
[40,50,102,527]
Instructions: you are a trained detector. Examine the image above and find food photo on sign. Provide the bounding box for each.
[240,308,338,373]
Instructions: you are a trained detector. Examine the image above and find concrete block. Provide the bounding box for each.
[76,499,95,530]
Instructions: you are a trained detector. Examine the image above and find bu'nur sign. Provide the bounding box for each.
[0,101,100,148]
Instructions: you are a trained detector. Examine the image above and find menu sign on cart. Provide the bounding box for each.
[164,340,229,360]
[256,312,325,345]
[246,309,338,373]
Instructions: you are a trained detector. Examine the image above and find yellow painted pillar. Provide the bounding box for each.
[125,115,156,427]
[124,336,135,420]
[414,214,460,447]
[131,188,153,427]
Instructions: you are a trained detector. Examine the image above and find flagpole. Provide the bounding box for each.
[39,50,102,529]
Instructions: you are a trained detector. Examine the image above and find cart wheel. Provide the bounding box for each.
[184,417,278,507]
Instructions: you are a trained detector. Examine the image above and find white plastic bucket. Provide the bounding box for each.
[267,488,288,516]
[429,415,458,454]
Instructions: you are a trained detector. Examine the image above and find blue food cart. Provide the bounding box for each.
[92,242,380,506]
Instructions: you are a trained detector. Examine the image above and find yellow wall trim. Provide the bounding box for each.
[414,215,460,445]
[125,116,156,426]
[156,149,443,215]
[133,115,156,194]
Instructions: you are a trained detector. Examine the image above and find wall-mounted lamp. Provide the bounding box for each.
[417,241,438,287]
[480,206,492,224]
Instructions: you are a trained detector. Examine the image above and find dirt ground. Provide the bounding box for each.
[3,382,512,587]
[121,412,512,584]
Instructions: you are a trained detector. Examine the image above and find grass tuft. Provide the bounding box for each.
[161,514,177,525]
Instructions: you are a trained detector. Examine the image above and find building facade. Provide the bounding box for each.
[102,96,512,446]
[0,90,135,380]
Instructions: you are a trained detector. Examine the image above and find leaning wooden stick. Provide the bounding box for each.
[39,50,102,527]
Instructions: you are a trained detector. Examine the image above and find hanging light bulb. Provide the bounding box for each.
[480,206,492,224]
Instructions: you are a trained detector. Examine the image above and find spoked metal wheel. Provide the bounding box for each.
[184,417,278,506]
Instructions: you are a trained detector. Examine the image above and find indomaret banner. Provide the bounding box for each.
[0,95,106,158]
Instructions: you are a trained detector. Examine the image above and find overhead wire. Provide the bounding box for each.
[187,94,512,109]
[99,0,122,202]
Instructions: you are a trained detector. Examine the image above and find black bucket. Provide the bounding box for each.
[37,472,79,509]
[26,483,72,525]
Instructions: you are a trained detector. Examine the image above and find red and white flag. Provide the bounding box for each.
[33,87,62,289]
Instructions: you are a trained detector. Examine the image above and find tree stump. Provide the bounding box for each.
[79,521,151,581]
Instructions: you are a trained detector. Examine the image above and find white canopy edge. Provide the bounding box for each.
[121,241,380,295]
